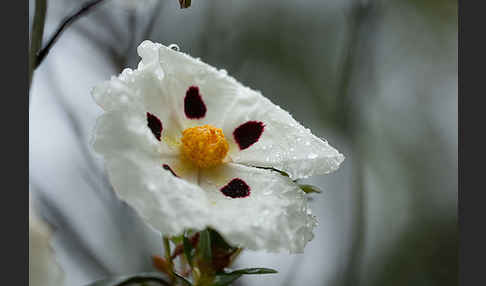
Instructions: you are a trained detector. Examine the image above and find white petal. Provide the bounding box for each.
[103,156,209,236]
[227,107,345,180]
[92,58,183,138]
[200,163,317,253]
[30,197,65,286]
[140,40,344,179]
[138,40,248,130]
[93,109,177,158]
[93,110,208,235]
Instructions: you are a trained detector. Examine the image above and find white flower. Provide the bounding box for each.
[29,195,64,286]
[92,40,344,253]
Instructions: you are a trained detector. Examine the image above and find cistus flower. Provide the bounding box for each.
[92,40,344,253]
[29,195,64,286]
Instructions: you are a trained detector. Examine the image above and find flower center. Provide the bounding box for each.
[181,125,229,168]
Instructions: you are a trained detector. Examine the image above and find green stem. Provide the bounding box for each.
[194,229,215,286]
[228,248,243,267]
[163,236,176,284]
[29,0,47,96]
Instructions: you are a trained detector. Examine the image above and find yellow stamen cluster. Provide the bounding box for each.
[181,125,229,168]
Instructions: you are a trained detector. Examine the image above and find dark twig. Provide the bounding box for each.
[116,276,171,286]
[35,0,110,69]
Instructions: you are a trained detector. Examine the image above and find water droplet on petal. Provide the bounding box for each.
[168,44,180,51]
[308,153,318,159]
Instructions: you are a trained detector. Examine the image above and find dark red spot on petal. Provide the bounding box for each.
[162,164,179,177]
[184,86,207,119]
[220,178,250,198]
[147,112,162,141]
[233,121,265,150]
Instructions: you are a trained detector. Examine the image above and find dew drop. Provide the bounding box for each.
[168,44,180,51]
[308,153,318,159]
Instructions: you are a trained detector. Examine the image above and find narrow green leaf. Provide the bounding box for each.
[199,229,212,262]
[183,234,194,267]
[211,268,278,286]
[173,272,193,286]
[225,268,278,275]
[210,273,242,286]
[299,184,322,194]
[84,272,170,286]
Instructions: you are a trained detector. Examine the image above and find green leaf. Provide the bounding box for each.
[199,229,212,262]
[211,273,242,286]
[84,272,170,286]
[174,272,193,286]
[225,268,278,275]
[183,234,194,267]
[170,234,183,244]
[211,268,278,286]
[208,228,234,251]
[299,184,322,194]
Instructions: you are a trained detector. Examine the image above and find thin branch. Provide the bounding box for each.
[67,0,125,43]
[29,0,47,94]
[116,276,171,286]
[35,0,111,69]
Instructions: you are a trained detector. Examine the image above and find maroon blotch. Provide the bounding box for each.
[147,112,162,141]
[184,86,207,119]
[233,121,265,150]
[162,164,179,177]
[220,178,251,198]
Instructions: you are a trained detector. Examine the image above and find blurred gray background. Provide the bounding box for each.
[29,0,457,285]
